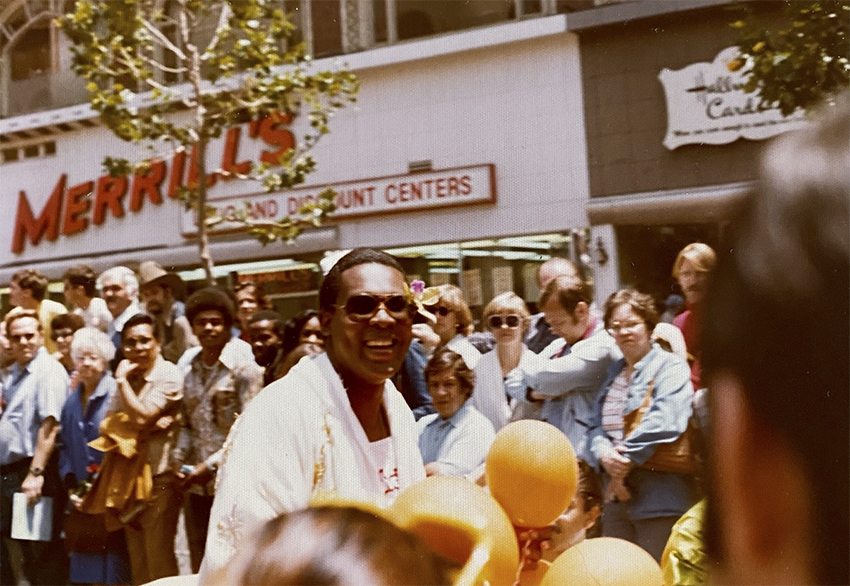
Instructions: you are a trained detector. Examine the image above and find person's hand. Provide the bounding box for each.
[529,390,555,401]
[115,360,144,382]
[516,525,556,571]
[21,473,44,506]
[423,462,440,477]
[69,492,84,511]
[599,446,632,480]
[178,461,214,490]
[154,415,174,430]
[604,477,631,503]
[114,359,134,380]
[412,323,441,352]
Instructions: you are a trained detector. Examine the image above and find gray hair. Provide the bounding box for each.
[71,327,116,364]
[97,266,139,300]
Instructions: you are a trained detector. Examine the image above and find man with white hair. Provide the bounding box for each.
[98,266,141,367]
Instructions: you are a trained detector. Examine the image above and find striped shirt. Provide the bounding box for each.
[601,368,632,446]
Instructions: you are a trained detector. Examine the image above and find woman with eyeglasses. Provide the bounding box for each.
[58,327,131,585]
[470,292,537,432]
[584,289,699,562]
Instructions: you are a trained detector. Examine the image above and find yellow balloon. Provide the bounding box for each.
[540,538,663,586]
[485,420,578,528]
[390,476,520,586]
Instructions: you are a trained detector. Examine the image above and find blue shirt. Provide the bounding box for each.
[586,344,698,520]
[0,348,69,465]
[59,373,117,487]
[417,402,495,478]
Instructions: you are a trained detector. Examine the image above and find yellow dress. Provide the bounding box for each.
[661,499,708,586]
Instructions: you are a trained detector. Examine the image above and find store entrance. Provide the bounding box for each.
[614,223,724,305]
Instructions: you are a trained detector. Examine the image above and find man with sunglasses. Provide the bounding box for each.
[200,248,426,581]
[0,311,69,585]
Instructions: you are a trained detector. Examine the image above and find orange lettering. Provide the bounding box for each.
[187,146,218,189]
[221,127,251,180]
[447,177,459,196]
[168,150,186,199]
[130,160,166,212]
[11,175,65,254]
[62,181,93,236]
[93,175,128,225]
[435,178,447,197]
[385,184,397,203]
[259,113,295,165]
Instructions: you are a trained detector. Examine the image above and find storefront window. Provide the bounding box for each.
[387,232,585,322]
[395,0,514,41]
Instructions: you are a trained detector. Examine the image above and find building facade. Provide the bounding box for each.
[0,0,805,320]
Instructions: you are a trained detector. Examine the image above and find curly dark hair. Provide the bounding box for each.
[186,287,235,328]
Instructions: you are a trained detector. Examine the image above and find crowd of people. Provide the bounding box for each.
[0,93,847,586]
[0,262,329,585]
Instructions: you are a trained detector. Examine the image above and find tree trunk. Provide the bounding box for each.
[195,137,216,287]
[183,4,216,287]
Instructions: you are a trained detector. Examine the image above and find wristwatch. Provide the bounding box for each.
[29,467,44,477]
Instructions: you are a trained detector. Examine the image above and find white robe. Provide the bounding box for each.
[198,353,425,581]
[446,333,481,369]
[471,347,536,432]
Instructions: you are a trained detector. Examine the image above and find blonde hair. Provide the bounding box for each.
[483,292,531,335]
[672,243,717,278]
[435,284,473,337]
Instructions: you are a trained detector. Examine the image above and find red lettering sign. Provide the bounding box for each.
[221,127,251,180]
[258,113,295,165]
[11,175,66,254]
[62,180,93,236]
[10,113,299,253]
[129,159,166,212]
[92,175,128,225]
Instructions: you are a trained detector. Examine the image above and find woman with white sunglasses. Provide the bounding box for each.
[470,292,538,432]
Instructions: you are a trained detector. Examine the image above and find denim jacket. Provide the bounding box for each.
[586,344,699,520]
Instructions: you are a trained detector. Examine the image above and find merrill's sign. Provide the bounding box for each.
[659,47,808,150]
[182,164,496,237]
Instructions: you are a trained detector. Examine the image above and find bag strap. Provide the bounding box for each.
[629,378,655,430]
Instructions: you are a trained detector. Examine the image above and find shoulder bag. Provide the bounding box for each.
[622,379,701,475]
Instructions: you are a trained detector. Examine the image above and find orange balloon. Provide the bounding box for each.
[390,476,520,586]
[540,537,662,586]
[485,420,578,528]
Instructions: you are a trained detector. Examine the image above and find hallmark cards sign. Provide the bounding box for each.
[180,164,496,236]
[659,47,808,150]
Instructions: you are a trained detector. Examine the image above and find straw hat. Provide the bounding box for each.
[137,261,186,299]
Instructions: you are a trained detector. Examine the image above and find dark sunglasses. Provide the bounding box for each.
[488,315,521,329]
[430,306,452,317]
[51,329,75,341]
[340,294,412,320]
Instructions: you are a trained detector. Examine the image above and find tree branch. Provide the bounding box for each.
[142,18,187,60]
[201,2,233,58]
